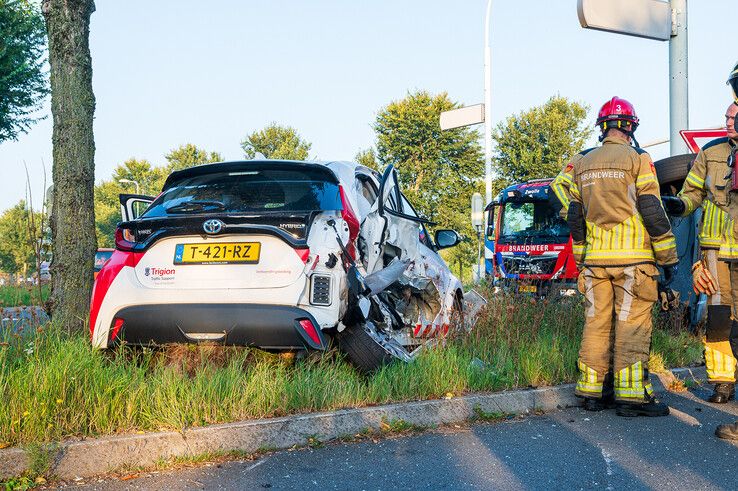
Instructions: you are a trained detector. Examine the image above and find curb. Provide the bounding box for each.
[0,384,579,480]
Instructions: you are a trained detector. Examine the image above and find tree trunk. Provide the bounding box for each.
[42,0,96,333]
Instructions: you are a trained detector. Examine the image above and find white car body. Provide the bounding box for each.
[90,160,464,355]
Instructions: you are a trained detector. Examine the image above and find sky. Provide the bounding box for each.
[0,0,734,212]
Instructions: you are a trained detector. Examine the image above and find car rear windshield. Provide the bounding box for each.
[141,169,343,218]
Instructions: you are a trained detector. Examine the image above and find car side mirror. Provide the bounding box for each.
[435,229,461,249]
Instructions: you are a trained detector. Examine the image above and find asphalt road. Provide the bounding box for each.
[63,370,738,491]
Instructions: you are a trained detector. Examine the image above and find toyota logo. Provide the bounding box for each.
[203,219,224,234]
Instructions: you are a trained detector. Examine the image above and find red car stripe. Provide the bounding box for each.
[339,186,360,259]
[89,250,143,339]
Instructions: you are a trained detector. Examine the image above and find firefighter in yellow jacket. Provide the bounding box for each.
[697,204,735,402]
[554,97,678,417]
[662,102,738,406]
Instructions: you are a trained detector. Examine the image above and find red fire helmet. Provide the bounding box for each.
[596,96,639,131]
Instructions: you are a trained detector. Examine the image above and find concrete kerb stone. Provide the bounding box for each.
[0,384,579,480]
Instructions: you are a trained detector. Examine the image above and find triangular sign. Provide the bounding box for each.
[679,129,728,154]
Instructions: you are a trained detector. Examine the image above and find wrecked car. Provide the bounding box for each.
[89,160,478,372]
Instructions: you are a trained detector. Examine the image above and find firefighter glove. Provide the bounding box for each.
[692,260,718,295]
[661,196,686,216]
[662,264,677,287]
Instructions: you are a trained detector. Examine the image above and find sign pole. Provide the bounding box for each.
[669,0,688,156]
[484,0,493,205]
[471,192,485,282]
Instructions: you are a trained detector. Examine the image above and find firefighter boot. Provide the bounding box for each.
[715,421,738,441]
[582,372,615,411]
[616,395,670,418]
[708,383,735,403]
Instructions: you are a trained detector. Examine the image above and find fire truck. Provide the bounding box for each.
[484,178,579,295]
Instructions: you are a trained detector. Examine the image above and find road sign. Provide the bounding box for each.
[440,104,485,131]
[679,129,728,153]
[577,0,672,41]
[471,192,484,228]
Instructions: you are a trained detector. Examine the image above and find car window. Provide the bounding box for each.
[357,175,378,205]
[141,169,343,218]
[401,195,433,248]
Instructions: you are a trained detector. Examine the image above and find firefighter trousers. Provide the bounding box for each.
[702,250,736,383]
[575,264,661,403]
[726,262,738,362]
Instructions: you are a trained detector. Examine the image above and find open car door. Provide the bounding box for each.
[119,193,155,222]
[361,165,431,274]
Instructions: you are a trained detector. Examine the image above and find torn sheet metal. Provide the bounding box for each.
[463,289,488,329]
[363,258,411,294]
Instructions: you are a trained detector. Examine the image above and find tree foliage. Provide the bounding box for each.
[0,0,48,142]
[373,90,484,270]
[0,200,42,275]
[355,148,379,171]
[165,143,222,172]
[492,96,592,185]
[241,123,311,160]
[93,144,222,247]
[94,158,160,247]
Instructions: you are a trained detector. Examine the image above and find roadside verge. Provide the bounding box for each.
[0,383,578,480]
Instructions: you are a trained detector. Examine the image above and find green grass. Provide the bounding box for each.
[0,285,49,308]
[0,291,702,448]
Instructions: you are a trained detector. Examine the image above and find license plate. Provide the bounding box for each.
[174,242,261,264]
[519,285,537,293]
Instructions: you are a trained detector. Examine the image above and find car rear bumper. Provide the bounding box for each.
[109,303,328,350]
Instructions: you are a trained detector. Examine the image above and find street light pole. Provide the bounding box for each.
[118,178,140,195]
[483,0,493,205]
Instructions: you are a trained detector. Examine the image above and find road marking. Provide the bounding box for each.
[599,446,615,491]
[245,457,269,472]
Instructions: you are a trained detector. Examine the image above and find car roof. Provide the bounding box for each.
[161,160,342,191]
[161,159,381,191]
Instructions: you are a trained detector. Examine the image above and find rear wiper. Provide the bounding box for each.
[165,200,226,214]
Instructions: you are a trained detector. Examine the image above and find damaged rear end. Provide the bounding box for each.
[329,163,477,373]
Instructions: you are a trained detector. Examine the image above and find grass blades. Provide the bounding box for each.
[0,292,703,447]
[0,285,49,308]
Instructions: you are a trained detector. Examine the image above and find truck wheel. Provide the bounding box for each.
[337,321,404,374]
[654,153,695,187]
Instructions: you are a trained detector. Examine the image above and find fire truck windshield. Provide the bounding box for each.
[499,201,569,245]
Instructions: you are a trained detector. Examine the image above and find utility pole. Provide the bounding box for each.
[578,0,689,156]
[483,0,493,205]
[669,0,688,155]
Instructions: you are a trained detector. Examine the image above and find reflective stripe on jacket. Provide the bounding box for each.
[699,200,728,249]
[674,137,738,261]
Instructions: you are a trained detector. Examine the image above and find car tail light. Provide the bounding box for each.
[115,227,137,251]
[298,318,321,346]
[110,318,124,342]
[310,275,331,305]
[294,248,310,264]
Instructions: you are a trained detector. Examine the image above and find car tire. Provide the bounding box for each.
[337,322,397,374]
[654,153,695,187]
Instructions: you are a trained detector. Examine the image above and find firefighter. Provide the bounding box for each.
[551,149,591,219]
[662,101,738,407]
[554,96,678,417]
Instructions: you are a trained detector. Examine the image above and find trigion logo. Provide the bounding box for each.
[145,267,175,277]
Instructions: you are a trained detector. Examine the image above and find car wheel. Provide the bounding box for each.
[337,321,405,374]
[654,153,695,191]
